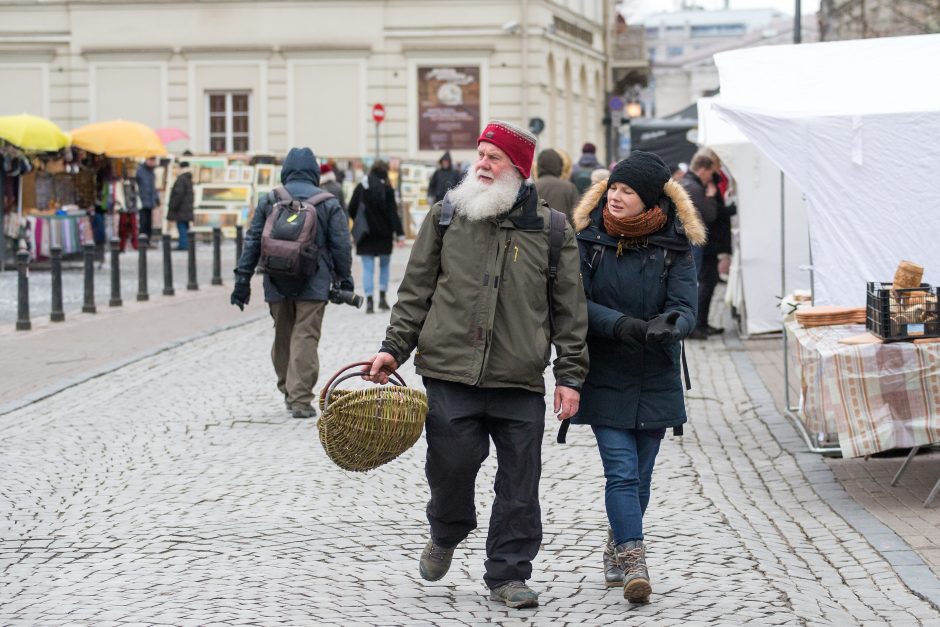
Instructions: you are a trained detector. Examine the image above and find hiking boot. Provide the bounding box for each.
[365,296,374,314]
[379,291,390,311]
[706,325,725,336]
[614,540,651,603]
[488,581,539,609]
[603,527,624,588]
[291,404,317,419]
[419,539,456,581]
[688,327,708,340]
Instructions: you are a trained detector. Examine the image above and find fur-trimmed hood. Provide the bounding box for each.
[572,178,706,247]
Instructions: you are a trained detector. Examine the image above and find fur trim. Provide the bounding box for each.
[573,178,707,246]
[665,179,706,246]
[573,180,608,232]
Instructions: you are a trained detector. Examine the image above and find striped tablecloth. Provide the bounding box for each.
[787,320,940,458]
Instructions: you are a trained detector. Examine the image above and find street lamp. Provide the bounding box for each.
[625,101,643,118]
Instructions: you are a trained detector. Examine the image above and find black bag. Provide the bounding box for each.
[352,177,372,244]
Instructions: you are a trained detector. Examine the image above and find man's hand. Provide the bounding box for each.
[554,385,580,421]
[362,352,399,384]
[705,182,718,198]
[230,278,250,311]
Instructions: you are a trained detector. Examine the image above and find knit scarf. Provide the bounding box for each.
[603,205,667,255]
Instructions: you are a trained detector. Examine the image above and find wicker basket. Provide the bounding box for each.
[317,362,428,472]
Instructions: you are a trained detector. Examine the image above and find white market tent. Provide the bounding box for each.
[698,97,811,335]
[711,34,940,308]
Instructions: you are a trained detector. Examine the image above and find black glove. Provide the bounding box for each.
[338,277,354,293]
[230,275,251,311]
[613,316,648,351]
[646,311,681,344]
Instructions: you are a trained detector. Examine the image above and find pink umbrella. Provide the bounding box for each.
[155,127,190,144]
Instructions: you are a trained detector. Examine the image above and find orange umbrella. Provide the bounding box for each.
[70,119,167,157]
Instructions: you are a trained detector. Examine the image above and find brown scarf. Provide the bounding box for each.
[603,205,667,254]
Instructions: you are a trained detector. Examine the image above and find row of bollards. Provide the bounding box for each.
[14,225,241,331]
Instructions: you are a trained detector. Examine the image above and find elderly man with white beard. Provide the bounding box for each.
[365,121,589,608]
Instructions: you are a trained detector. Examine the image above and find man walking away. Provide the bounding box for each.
[167,161,194,250]
[136,156,160,243]
[534,148,580,223]
[570,142,602,194]
[230,147,354,419]
[427,151,461,205]
[365,121,589,609]
[680,149,720,339]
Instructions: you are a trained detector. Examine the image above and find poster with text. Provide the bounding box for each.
[418,65,480,151]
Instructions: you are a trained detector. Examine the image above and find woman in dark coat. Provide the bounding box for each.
[567,151,705,604]
[166,161,194,250]
[347,160,404,314]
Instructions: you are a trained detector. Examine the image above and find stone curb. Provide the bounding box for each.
[723,329,940,610]
[0,310,268,423]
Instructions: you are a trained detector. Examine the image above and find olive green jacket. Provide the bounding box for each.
[381,185,589,394]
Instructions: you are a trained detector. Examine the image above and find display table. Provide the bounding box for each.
[787,320,940,458]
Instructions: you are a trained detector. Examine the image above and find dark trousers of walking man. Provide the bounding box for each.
[424,378,546,589]
[697,252,720,331]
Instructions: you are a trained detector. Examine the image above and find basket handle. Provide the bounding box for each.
[320,361,407,410]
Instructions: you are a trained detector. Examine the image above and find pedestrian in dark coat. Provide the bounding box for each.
[534,148,580,222]
[348,160,404,314]
[229,147,354,418]
[135,156,160,242]
[319,163,346,213]
[427,151,460,205]
[680,149,722,339]
[166,162,194,250]
[570,142,602,193]
[567,151,705,604]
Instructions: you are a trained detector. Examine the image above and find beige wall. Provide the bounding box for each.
[0,0,607,161]
[0,65,47,117]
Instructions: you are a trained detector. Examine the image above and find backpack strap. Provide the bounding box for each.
[546,208,567,335]
[437,192,456,235]
[272,186,292,203]
[305,191,334,207]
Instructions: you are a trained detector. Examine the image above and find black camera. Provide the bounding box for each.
[329,287,364,308]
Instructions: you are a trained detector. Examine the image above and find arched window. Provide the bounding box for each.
[547,54,557,147]
[579,65,589,151]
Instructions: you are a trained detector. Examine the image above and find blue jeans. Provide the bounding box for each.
[592,425,664,545]
[361,254,390,296]
[177,221,190,250]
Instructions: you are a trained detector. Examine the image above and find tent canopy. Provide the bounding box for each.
[712,34,940,307]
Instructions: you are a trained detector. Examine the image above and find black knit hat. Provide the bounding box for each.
[607,151,671,209]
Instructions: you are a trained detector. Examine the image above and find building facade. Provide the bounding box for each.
[818,0,940,41]
[0,0,611,163]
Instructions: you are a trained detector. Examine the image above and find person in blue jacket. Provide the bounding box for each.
[567,151,705,604]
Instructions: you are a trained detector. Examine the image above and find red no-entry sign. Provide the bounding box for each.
[372,103,386,124]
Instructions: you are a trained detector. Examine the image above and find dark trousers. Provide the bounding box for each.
[424,378,545,589]
[697,252,720,329]
[139,207,153,240]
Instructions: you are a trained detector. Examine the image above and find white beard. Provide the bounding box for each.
[449,166,522,222]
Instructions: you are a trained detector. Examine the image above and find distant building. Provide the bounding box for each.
[640,8,817,117]
[818,0,940,41]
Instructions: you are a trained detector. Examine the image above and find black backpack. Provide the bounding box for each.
[260,187,333,279]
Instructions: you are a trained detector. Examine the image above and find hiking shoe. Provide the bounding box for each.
[706,325,725,336]
[614,540,651,603]
[419,539,456,581]
[488,581,539,609]
[603,527,624,588]
[291,404,317,419]
[688,327,708,341]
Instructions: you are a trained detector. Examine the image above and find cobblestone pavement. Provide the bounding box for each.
[2,286,940,624]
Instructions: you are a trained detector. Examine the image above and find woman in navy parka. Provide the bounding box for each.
[567,151,705,604]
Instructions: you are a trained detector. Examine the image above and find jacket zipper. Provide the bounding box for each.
[476,228,512,384]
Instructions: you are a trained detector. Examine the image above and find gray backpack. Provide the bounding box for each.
[260,187,333,279]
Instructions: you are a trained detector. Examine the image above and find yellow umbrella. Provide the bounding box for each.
[0,113,71,152]
[70,119,167,157]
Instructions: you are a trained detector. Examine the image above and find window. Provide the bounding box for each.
[667,46,684,58]
[206,91,250,153]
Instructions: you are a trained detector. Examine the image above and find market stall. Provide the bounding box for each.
[710,34,940,457]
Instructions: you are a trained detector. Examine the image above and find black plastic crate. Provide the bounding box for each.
[866,282,940,342]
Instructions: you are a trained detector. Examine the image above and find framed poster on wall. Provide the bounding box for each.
[417,65,480,151]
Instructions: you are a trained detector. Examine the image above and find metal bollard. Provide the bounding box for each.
[235,224,244,265]
[50,246,65,322]
[15,249,31,331]
[211,227,223,286]
[186,233,198,291]
[82,243,96,313]
[162,234,175,296]
[109,237,122,307]
[137,234,150,301]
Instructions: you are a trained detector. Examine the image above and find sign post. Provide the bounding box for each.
[372,103,386,159]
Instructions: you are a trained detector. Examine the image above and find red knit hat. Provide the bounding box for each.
[319,163,332,174]
[478,120,536,179]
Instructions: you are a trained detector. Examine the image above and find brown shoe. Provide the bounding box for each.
[603,527,624,588]
[419,539,456,581]
[614,540,651,603]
